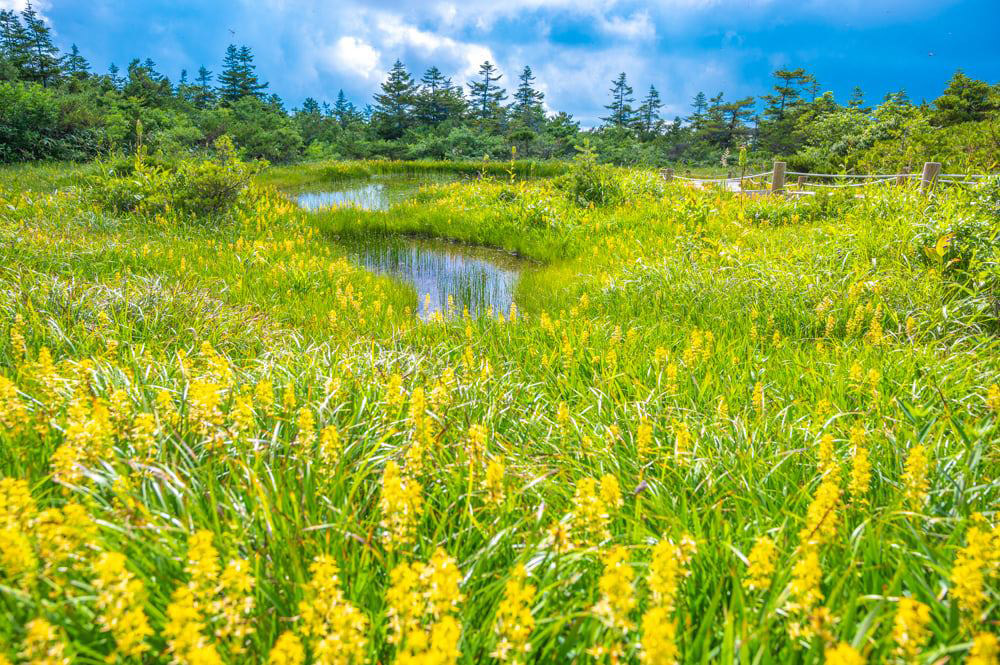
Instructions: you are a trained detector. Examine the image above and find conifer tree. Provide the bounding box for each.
[467,61,507,125]
[415,66,465,127]
[511,65,545,129]
[193,66,216,108]
[848,86,866,109]
[62,44,89,79]
[333,89,360,127]
[602,72,634,127]
[636,85,664,137]
[19,2,61,86]
[688,91,708,129]
[373,60,418,139]
[0,9,29,79]
[218,44,268,102]
[107,62,122,89]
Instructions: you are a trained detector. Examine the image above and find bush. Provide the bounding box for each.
[0,82,62,162]
[915,182,1000,275]
[88,136,261,219]
[560,140,624,207]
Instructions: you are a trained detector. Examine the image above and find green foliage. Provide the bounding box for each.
[88,136,261,218]
[562,140,624,206]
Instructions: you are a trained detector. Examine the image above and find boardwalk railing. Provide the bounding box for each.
[662,161,992,195]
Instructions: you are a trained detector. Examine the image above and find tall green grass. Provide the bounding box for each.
[0,160,997,664]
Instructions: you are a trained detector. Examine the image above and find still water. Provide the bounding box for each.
[345,236,527,319]
[293,174,456,211]
[296,173,528,319]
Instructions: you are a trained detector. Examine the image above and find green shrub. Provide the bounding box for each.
[561,140,624,207]
[88,136,261,219]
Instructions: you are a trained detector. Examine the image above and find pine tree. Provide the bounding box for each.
[511,65,545,129]
[601,72,634,127]
[720,96,756,148]
[467,61,507,125]
[688,91,708,128]
[0,11,19,80]
[107,62,122,90]
[218,44,268,102]
[933,69,996,126]
[123,58,172,104]
[415,66,457,126]
[762,68,808,119]
[19,2,61,86]
[300,97,321,115]
[373,60,418,139]
[62,44,89,79]
[333,89,360,127]
[193,66,215,108]
[0,9,29,80]
[635,85,663,137]
[848,86,865,110]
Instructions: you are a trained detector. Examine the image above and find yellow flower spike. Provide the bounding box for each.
[967,633,999,665]
[824,642,865,665]
[639,606,678,665]
[492,565,535,665]
[892,597,931,663]
[92,551,153,660]
[902,445,930,511]
[379,460,423,551]
[267,632,304,665]
[20,618,71,665]
[593,545,636,633]
[743,536,777,592]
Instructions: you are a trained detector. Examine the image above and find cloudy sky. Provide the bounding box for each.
[8,0,999,125]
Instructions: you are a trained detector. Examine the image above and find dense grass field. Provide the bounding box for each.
[0,156,998,664]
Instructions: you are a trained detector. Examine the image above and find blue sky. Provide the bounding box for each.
[10,0,1000,125]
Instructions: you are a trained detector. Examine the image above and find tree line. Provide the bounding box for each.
[1,3,998,171]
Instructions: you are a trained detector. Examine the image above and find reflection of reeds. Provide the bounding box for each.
[345,236,525,319]
[293,174,460,212]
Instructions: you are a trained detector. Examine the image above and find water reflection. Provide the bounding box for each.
[296,184,389,211]
[345,236,527,319]
[293,174,458,211]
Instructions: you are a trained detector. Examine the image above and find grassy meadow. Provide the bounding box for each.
[0,155,998,664]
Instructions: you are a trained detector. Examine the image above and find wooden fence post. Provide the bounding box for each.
[662,168,674,182]
[896,173,907,186]
[920,162,941,193]
[771,161,786,194]
[796,175,806,189]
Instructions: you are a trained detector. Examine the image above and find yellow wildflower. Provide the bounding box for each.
[786,548,823,638]
[902,445,930,511]
[298,555,367,664]
[92,551,153,660]
[571,477,611,545]
[824,642,864,665]
[20,618,70,665]
[986,385,1000,414]
[492,565,535,664]
[967,633,998,665]
[892,597,931,663]
[951,520,994,620]
[379,461,424,551]
[267,632,305,665]
[743,536,777,592]
[639,606,678,665]
[593,545,636,633]
[484,459,505,505]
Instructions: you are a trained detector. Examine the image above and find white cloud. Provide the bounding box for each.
[0,0,50,16]
[373,13,495,80]
[327,36,381,80]
[598,11,655,40]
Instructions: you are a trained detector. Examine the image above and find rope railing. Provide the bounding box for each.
[663,161,993,194]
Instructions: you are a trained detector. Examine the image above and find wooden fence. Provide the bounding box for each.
[661,162,991,196]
